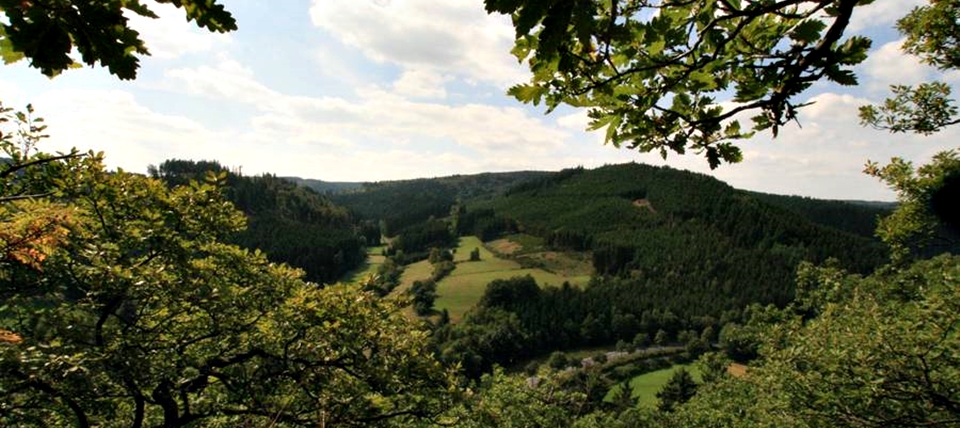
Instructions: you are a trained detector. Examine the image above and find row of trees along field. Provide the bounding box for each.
[149,159,377,284]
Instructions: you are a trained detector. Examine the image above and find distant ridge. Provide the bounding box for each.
[280,177,364,194]
[746,191,894,238]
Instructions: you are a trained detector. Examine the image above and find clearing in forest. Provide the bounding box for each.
[605,364,702,409]
[340,246,386,285]
[727,362,748,377]
[434,236,590,322]
[392,259,433,296]
[386,236,590,322]
[632,198,657,213]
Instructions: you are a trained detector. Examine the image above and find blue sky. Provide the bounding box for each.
[3,0,958,201]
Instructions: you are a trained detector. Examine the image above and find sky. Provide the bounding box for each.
[2,0,959,201]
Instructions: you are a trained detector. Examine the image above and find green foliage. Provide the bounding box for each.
[485,0,873,168]
[656,368,698,412]
[898,0,960,71]
[695,352,731,385]
[152,159,367,284]
[361,256,404,296]
[331,172,547,236]
[747,191,893,239]
[864,150,960,262]
[469,247,481,261]
[476,163,887,312]
[0,0,236,79]
[0,104,457,426]
[431,260,456,282]
[410,279,439,316]
[859,82,959,134]
[859,0,959,135]
[446,367,590,427]
[608,380,637,411]
[390,219,456,261]
[435,307,529,379]
[547,351,572,370]
[672,255,960,427]
[718,322,759,362]
[653,329,669,347]
[478,275,540,309]
[428,247,453,264]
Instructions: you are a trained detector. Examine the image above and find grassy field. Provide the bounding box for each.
[487,234,594,277]
[434,268,587,322]
[384,236,592,322]
[434,236,591,322]
[339,246,386,284]
[605,364,702,409]
[391,259,433,296]
[452,236,497,262]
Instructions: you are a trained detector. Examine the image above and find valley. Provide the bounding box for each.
[5,1,959,425]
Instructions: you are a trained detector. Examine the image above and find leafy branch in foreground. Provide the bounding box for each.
[859,0,960,135]
[0,102,457,427]
[485,0,873,168]
[0,0,237,79]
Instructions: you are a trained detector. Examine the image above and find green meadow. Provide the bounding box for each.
[434,236,590,322]
[387,236,591,322]
[340,246,386,285]
[605,364,702,409]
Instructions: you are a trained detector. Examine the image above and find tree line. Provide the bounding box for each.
[151,159,373,284]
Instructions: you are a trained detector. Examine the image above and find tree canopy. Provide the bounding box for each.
[485,0,875,168]
[0,103,456,427]
[0,0,236,79]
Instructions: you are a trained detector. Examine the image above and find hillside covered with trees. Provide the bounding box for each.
[2,0,958,427]
[150,159,373,284]
[330,171,549,236]
[432,162,891,376]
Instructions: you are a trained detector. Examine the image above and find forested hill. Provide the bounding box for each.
[329,171,549,235]
[471,163,888,307]
[280,177,364,194]
[151,159,375,283]
[747,191,894,238]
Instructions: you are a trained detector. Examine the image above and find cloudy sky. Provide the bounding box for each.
[3,0,958,201]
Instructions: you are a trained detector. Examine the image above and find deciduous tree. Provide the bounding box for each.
[0,104,456,427]
[0,0,236,79]
[485,0,874,168]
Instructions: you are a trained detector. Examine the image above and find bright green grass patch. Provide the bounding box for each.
[605,364,702,409]
[390,259,433,297]
[390,236,591,322]
[450,257,521,275]
[339,246,387,285]
[435,267,587,322]
[453,236,497,262]
[435,236,592,321]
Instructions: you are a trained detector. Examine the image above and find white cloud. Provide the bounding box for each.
[12,1,957,204]
[556,110,592,131]
[27,89,227,171]
[164,55,278,105]
[858,39,931,90]
[848,0,924,33]
[392,68,450,99]
[0,79,22,102]
[706,92,960,200]
[126,2,231,60]
[163,56,567,158]
[309,0,526,88]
